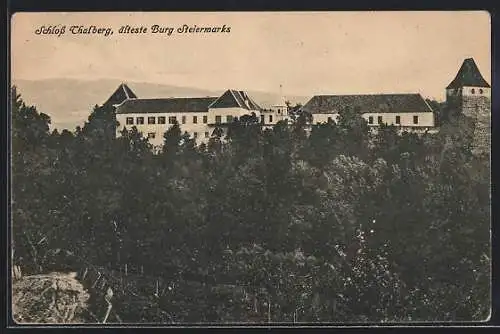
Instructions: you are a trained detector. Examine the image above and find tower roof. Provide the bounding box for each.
[104,83,138,106]
[446,58,490,89]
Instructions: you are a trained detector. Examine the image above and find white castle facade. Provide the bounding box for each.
[107,87,289,150]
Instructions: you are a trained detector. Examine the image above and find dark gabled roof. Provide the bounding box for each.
[104,83,138,106]
[446,58,490,89]
[115,97,218,114]
[301,93,433,114]
[209,89,262,110]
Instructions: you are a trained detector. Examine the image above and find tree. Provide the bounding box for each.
[11,84,490,323]
[207,126,224,155]
[11,87,57,273]
[425,98,445,126]
[161,121,182,169]
[371,123,399,162]
[302,121,342,169]
[81,103,118,142]
[336,106,370,159]
[11,86,51,150]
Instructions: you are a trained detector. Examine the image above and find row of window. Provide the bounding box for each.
[451,88,486,95]
[147,131,211,139]
[128,114,420,127]
[126,114,283,126]
[323,115,418,125]
[260,115,274,123]
[367,115,418,125]
[126,115,208,125]
[126,115,241,126]
[215,115,233,124]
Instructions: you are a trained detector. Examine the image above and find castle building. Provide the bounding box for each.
[300,93,436,132]
[108,86,268,150]
[445,57,491,154]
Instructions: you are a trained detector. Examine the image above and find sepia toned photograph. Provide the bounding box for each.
[10,11,491,324]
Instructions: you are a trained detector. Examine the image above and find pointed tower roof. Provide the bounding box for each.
[446,58,490,89]
[103,83,138,106]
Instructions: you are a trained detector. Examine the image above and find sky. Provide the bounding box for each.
[11,11,491,101]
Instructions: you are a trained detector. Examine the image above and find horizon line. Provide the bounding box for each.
[11,76,444,102]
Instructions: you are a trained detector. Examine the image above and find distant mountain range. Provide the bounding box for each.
[12,78,309,131]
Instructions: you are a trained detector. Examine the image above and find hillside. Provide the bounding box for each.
[12,78,308,131]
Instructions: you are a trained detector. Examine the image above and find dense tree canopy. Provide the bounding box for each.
[11,87,490,323]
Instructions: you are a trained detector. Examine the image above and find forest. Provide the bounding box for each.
[11,86,490,323]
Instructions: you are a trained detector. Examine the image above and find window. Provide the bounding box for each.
[395,115,401,125]
[261,115,265,123]
[148,116,156,124]
[168,116,177,124]
[278,109,281,114]
[226,115,233,123]
[126,117,134,125]
[193,116,198,124]
[215,116,222,124]
[136,117,144,125]
[205,132,210,138]
[182,116,186,124]
[147,132,156,139]
[368,116,373,124]
[413,115,419,124]
[377,116,383,124]
[471,88,475,94]
[158,116,166,124]
[269,115,273,123]
[203,116,208,124]
[479,89,484,94]
[327,117,333,123]
[193,132,198,138]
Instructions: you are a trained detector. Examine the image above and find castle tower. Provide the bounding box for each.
[445,58,491,155]
[272,84,289,122]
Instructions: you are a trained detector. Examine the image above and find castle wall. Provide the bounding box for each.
[462,95,490,155]
[472,111,491,156]
[446,88,491,156]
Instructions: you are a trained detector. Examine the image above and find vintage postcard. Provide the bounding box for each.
[10,11,491,325]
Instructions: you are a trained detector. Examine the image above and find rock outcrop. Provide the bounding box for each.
[12,272,92,324]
